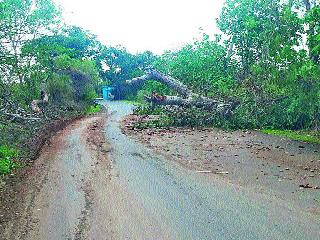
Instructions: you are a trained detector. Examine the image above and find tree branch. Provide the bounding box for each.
[126,68,239,117]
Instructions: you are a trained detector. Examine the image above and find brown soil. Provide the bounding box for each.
[0,116,82,229]
[21,116,83,162]
[122,114,320,213]
[0,110,168,240]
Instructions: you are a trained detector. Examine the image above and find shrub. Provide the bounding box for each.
[0,146,18,175]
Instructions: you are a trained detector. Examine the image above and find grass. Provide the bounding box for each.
[0,146,19,175]
[85,105,101,115]
[121,100,147,107]
[261,129,320,144]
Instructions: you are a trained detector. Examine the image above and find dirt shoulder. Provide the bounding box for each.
[1,109,169,240]
[0,113,100,239]
[122,114,320,214]
[0,116,83,224]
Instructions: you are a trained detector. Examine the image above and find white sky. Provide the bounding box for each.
[53,0,224,54]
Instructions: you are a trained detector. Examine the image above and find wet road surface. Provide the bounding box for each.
[102,101,320,240]
[1,101,319,240]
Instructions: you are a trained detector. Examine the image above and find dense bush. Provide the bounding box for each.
[0,146,18,175]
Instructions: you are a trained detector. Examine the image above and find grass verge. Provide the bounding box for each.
[121,100,147,107]
[0,146,19,175]
[85,105,101,115]
[261,129,320,144]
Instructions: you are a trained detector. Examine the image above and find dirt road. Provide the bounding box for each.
[1,101,320,240]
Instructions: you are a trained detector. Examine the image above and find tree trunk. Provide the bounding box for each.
[303,0,319,63]
[127,68,239,117]
[144,95,236,117]
[126,68,197,99]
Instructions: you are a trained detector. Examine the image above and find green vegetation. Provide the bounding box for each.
[129,0,319,133]
[0,146,19,175]
[0,1,156,176]
[0,0,320,174]
[261,130,320,144]
[85,105,102,115]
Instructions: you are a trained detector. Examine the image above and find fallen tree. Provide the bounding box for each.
[126,68,196,99]
[0,93,41,122]
[126,68,239,116]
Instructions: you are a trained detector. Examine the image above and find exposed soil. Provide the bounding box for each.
[122,114,320,214]
[0,108,169,240]
[0,113,111,240]
[0,116,82,230]
[1,102,319,240]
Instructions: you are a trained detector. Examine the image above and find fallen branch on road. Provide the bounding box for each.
[127,68,239,117]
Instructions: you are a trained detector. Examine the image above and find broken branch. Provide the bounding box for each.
[127,68,239,116]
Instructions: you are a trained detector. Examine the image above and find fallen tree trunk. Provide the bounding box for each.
[145,95,236,116]
[0,95,42,122]
[126,68,197,99]
[127,68,238,116]
[1,110,41,121]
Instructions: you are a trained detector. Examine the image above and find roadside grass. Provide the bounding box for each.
[121,100,147,107]
[261,129,320,144]
[85,105,101,115]
[0,146,19,175]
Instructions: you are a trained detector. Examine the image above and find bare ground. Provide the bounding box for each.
[0,113,111,239]
[122,114,320,214]
[0,111,170,240]
[1,102,319,240]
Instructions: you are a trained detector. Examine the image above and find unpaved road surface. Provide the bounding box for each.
[1,101,320,240]
[123,114,320,214]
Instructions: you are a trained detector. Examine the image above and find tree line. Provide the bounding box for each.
[132,0,320,130]
[0,0,319,173]
[0,0,154,173]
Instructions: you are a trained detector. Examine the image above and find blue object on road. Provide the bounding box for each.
[102,86,114,100]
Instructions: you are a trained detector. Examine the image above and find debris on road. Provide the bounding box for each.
[299,184,320,189]
[197,170,212,174]
[215,171,229,175]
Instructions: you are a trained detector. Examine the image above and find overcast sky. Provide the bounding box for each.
[53,0,224,54]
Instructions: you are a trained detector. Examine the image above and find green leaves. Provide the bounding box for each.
[0,146,18,175]
[133,0,320,131]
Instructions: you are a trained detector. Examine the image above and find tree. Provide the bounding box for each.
[22,27,102,106]
[97,47,157,99]
[0,0,61,84]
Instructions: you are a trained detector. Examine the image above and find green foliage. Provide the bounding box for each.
[0,146,18,175]
[0,0,61,83]
[46,74,75,104]
[136,81,171,102]
[0,0,319,149]
[99,48,158,99]
[261,129,320,144]
[155,34,234,98]
[0,0,107,170]
[22,28,102,106]
[133,0,319,131]
[85,105,101,115]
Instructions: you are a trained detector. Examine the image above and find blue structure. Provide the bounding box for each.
[102,86,114,100]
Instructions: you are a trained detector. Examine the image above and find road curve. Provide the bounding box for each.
[102,101,320,240]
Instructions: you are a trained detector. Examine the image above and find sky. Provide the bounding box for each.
[53,0,225,54]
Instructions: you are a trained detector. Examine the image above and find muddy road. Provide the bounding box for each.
[1,101,320,240]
